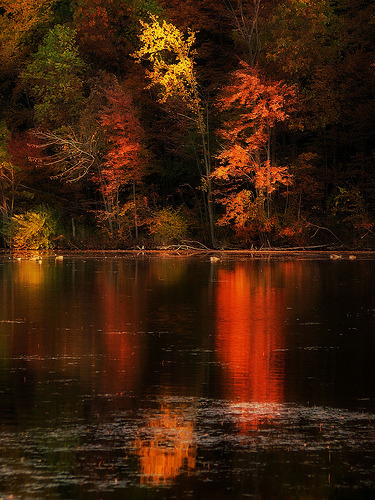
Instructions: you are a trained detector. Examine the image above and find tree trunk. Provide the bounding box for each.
[133,179,138,241]
[196,105,215,248]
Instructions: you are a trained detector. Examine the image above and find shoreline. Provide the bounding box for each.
[1,248,375,260]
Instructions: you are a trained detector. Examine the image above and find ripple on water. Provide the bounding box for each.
[1,398,375,497]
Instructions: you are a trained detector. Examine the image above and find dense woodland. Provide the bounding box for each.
[0,0,374,250]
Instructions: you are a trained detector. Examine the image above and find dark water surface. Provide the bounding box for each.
[0,254,374,499]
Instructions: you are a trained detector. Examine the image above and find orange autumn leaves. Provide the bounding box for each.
[213,61,296,235]
[133,16,297,243]
[99,78,145,204]
[135,406,196,485]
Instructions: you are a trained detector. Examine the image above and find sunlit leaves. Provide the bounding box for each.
[215,61,295,188]
[4,205,57,249]
[134,14,216,246]
[97,75,147,235]
[133,15,198,109]
[214,62,295,239]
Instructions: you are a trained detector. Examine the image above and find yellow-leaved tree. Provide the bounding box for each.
[133,15,215,247]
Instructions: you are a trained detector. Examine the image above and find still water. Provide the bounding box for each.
[0,253,374,498]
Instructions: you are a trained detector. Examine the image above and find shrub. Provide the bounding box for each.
[148,207,189,245]
[4,206,58,250]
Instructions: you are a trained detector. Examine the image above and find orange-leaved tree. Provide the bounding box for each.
[214,61,296,242]
[133,15,216,247]
[99,77,147,239]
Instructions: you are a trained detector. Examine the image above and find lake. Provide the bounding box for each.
[0,253,374,498]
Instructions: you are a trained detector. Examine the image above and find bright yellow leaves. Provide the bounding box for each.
[134,15,216,247]
[133,15,199,110]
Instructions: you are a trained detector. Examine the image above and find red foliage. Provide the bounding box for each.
[74,0,133,68]
[7,131,44,170]
[98,77,146,205]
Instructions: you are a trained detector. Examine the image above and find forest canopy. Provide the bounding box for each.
[0,0,374,250]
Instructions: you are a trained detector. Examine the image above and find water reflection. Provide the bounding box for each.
[95,262,143,396]
[135,399,196,485]
[151,257,189,285]
[215,263,286,430]
[0,255,374,498]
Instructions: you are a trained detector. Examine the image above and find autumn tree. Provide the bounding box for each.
[99,76,147,239]
[214,61,296,242]
[32,73,147,239]
[133,15,216,247]
[0,0,55,62]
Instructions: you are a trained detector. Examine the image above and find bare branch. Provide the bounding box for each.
[32,129,100,182]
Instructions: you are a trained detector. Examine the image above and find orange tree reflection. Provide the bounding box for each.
[215,262,286,431]
[134,403,196,485]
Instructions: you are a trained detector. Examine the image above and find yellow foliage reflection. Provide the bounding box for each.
[135,405,196,485]
[13,259,45,287]
[215,263,286,431]
[151,258,188,286]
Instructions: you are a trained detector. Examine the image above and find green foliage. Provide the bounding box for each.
[132,0,162,20]
[148,207,189,245]
[22,24,86,126]
[328,186,374,245]
[329,187,364,220]
[4,206,58,249]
